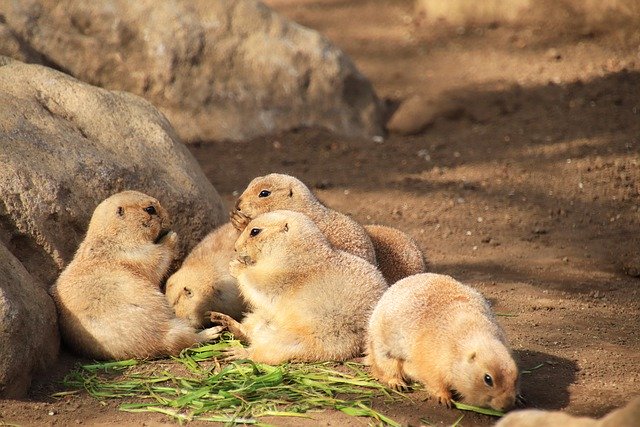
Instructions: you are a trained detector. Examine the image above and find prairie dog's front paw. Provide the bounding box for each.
[229,259,243,277]
[165,230,178,248]
[230,211,251,231]
[156,229,177,248]
[221,346,251,361]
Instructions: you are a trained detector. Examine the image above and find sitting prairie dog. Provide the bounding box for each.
[231,173,377,266]
[367,273,521,412]
[51,191,221,360]
[363,224,427,284]
[165,222,247,328]
[210,210,387,364]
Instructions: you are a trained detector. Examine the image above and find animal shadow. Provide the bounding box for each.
[515,349,577,411]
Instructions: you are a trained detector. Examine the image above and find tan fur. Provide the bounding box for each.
[367,273,519,411]
[364,224,427,284]
[51,191,221,360]
[231,173,377,265]
[165,222,247,328]
[212,210,387,364]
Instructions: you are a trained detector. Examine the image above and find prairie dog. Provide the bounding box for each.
[231,173,377,265]
[211,210,387,364]
[364,224,426,284]
[165,222,247,328]
[51,191,221,360]
[367,273,520,412]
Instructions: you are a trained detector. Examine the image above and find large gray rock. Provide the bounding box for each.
[0,242,59,398]
[0,57,227,287]
[0,0,383,142]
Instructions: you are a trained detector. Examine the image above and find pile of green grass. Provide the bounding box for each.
[61,336,403,425]
[61,336,513,425]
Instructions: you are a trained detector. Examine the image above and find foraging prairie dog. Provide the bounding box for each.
[367,273,520,411]
[364,224,426,284]
[165,222,247,328]
[210,210,387,364]
[51,191,221,360]
[231,173,377,265]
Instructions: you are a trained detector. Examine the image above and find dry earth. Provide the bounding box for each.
[1,0,639,426]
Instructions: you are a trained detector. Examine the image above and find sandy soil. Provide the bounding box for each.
[1,0,639,426]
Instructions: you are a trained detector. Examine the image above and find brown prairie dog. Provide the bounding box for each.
[231,173,377,265]
[51,191,221,360]
[165,222,247,328]
[211,210,387,364]
[363,224,426,284]
[367,273,520,412]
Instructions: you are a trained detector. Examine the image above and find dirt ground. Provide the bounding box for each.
[1,0,639,426]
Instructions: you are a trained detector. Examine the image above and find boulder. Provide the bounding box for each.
[386,95,465,135]
[0,0,383,142]
[0,242,59,398]
[0,57,227,287]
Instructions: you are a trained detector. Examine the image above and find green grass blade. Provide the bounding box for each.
[452,401,505,417]
[451,414,465,426]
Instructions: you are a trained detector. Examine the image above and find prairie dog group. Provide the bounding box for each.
[367,273,520,411]
[51,191,221,360]
[210,210,387,364]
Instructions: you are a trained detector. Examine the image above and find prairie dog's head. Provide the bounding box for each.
[452,338,520,412]
[87,190,172,246]
[165,266,215,328]
[231,174,316,231]
[230,210,324,276]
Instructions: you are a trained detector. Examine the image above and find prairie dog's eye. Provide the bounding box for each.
[183,287,192,297]
[484,374,494,387]
[144,205,157,215]
[258,190,271,198]
[250,228,262,237]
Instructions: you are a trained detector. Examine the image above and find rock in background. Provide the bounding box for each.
[0,0,383,142]
[0,242,59,398]
[0,57,227,288]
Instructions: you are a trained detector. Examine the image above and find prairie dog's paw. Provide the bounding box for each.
[387,377,410,392]
[230,211,251,232]
[207,311,248,342]
[166,230,178,247]
[229,259,243,277]
[198,325,225,341]
[208,311,235,327]
[221,346,251,361]
[156,230,178,248]
[435,389,453,408]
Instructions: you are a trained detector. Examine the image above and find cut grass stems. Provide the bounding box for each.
[62,336,403,425]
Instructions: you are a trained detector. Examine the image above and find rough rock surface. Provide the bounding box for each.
[0,0,383,142]
[0,57,227,286]
[0,242,59,398]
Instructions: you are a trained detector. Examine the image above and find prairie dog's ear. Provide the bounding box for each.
[288,185,293,197]
[468,352,476,362]
[117,206,124,216]
[283,222,289,232]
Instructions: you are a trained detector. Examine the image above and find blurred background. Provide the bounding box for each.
[0,0,639,425]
